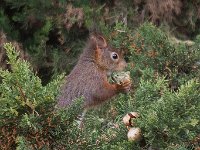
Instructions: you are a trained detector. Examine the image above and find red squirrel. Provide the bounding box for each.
[57,33,131,118]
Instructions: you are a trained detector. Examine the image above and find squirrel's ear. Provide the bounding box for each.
[89,33,107,48]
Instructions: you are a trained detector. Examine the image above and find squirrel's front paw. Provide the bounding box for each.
[116,80,132,93]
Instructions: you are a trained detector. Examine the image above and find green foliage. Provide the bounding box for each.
[16,136,31,150]
[0,43,63,120]
[0,10,19,39]
[133,78,200,148]
[1,20,200,150]
[105,22,200,149]
[127,23,200,87]
[0,43,67,149]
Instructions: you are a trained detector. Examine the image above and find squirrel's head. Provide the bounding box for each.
[88,33,127,72]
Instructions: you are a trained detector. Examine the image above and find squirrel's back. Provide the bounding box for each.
[57,58,107,108]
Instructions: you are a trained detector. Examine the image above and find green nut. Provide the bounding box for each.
[111,71,131,84]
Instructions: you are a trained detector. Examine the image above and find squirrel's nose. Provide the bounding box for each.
[119,59,127,71]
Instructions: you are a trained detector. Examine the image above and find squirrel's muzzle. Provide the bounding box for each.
[117,59,127,71]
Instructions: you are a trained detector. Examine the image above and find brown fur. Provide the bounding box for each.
[57,33,131,109]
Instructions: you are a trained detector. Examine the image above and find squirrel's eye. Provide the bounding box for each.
[111,52,119,60]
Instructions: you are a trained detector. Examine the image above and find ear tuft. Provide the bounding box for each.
[89,33,107,48]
